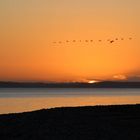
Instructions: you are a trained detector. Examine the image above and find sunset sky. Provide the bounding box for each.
[0,0,140,82]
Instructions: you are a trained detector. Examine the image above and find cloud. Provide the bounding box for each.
[113,74,140,81]
[113,75,127,80]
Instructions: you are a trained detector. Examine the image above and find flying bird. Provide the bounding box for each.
[52,36,130,45]
[110,40,114,43]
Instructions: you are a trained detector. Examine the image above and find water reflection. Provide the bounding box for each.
[0,95,140,114]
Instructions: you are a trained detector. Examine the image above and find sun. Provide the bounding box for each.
[88,80,99,84]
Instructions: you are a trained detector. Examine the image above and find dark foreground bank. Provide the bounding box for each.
[0,105,140,140]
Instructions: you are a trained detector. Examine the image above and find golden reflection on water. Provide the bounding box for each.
[0,96,140,114]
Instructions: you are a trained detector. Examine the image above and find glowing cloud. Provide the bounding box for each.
[113,75,127,80]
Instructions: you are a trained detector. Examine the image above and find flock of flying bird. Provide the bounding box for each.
[52,37,132,44]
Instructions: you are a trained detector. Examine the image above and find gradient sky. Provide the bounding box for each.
[0,0,140,82]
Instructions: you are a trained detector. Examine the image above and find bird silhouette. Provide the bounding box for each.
[110,40,114,43]
[52,36,131,45]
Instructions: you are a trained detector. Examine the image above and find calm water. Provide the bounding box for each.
[0,88,140,114]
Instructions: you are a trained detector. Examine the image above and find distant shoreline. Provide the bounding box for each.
[0,104,140,140]
[0,81,140,88]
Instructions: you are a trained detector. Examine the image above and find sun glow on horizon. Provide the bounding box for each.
[88,80,99,84]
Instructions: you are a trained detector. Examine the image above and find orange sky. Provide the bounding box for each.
[0,0,140,82]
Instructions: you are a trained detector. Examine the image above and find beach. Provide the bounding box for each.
[0,104,140,140]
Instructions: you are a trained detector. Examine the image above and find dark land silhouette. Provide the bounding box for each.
[0,104,140,140]
[0,81,140,88]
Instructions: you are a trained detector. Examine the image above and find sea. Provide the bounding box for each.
[0,88,140,114]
